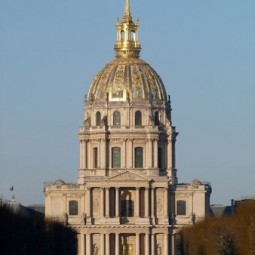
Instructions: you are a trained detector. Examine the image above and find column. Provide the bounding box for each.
[80,234,85,255]
[100,234,104,255]
[127,139,133,168]
[144,187,149,218]
[86,188,91,218]
[136,233,140,255]
[105,188,109,217]
[101,188,104,217]
[153,139,158,168]
[105,233,110,255]
[171,234,175,255]
[121,139,127,168]
[145,233,149,255]
[101,139,106,169]
[148,139,153,168]
[164,233,169,255]
[151,188,155,221]
[115,188,119,217]
[151,234,155,255]
[80,140,83,169]
[135,188,140,217]
[167,139,172,170]
[86,233,91,255]
[164,188,168,218]
[115,233,119,255]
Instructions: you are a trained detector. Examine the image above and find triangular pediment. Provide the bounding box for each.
[107,171,150,182]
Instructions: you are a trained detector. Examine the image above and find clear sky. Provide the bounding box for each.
[1,0,255,206]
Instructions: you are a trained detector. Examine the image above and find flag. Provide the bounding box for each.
[10,186,14,191]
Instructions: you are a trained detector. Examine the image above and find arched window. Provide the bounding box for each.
[177,200,186,215]
[69,200,78,215]
[121,200,133,217]
[154,111,160,126]
[135,111,142,126]
[135,147,143,168]
[96,111,101,126]
[93,147,98,168]
[130,31,135,41]
[112,147,121,168]
[113,111,121,126]
[121,30,125,41]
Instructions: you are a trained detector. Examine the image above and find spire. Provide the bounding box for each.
[114,0,141,58]
[124,0,131,19]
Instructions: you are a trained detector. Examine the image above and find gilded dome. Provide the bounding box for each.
[87,58,167,103]
[86,0,167,104]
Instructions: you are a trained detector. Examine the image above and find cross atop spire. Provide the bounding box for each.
[125,0,131,17]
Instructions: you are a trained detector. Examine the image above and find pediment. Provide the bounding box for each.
[107,171,150,182]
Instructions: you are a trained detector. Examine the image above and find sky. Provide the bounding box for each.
[1,0,255,206]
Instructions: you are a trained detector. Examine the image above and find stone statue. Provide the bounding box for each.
[63,212,68,225]
[80,212,86,225]
[93,244,99,255]
[157,244,162,255]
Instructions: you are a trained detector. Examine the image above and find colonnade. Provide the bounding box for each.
[79,232,174,255]
[79,137,175,171]
[85,186,168,220]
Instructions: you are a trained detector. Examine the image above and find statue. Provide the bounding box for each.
[63,212,68,225]
[80,212,86,225]
[157,244,162,255]
[93,244,99,255]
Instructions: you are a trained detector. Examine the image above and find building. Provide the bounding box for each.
[44,1,211,254]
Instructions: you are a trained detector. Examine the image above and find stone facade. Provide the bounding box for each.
[44,1,211,254]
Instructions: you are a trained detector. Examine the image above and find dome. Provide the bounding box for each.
[87,58,167,103]
[86,1,168,104]
[191,179,203,185]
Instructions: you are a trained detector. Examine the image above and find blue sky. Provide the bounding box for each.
[1,0,255,206]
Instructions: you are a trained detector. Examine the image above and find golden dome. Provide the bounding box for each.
[87,0,167,104]
[87,58,167,103]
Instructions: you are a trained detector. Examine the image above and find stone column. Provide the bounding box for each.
[80,140,83,169]
[167,139,173,170]
[145,233,149,255]
[136,233,140,255]
[122,139,126,168]
[148,139,153,168]
[153,139,158,168]
[105,188,109,217]
[151,234,155,255]
[115,233,119,255]
[164,233,169,255]
[105,233,110,255]
[115,187,119,217]
[101,139,106,169]
[100,234,104,255]
[86,188,91,219]
[86,233,91,255]
[101,188,104,217]
[135,188,140,217]
[144,187,149,218]
[127,139,133,168]
[164,188,168,218]
[171,234,175,255]
[80,234,85,255]
[87,142,91,169]
[151,188,155,222]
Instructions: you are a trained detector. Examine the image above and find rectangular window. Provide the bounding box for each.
[93,147,98,168]
[135,147,143,168]
[121,200,133,217]
[112,147,121,168]
[69,200,78,215]
[177,200,186,215]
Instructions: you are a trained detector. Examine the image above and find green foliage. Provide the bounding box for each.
[178,200,255,255]
[0,205,77,255]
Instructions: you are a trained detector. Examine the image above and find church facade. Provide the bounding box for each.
[44,1,211,254]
